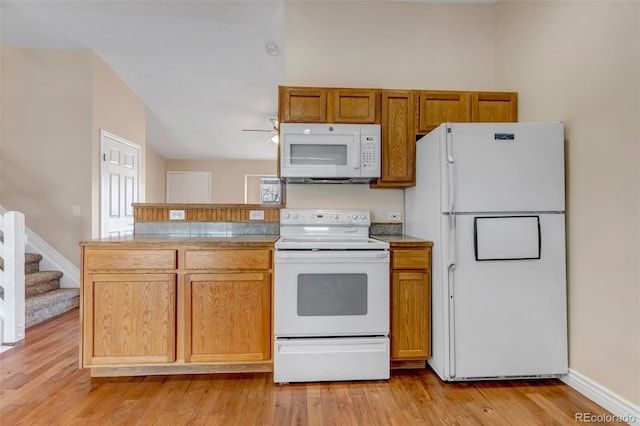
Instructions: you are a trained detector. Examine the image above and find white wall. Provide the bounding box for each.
[1,47,93,266]
[284,1,498,222]
[495,0,640,406]
[145,145,168,203]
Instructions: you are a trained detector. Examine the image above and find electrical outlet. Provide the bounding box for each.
[249,210,265,221]
[72,205,81,217]
[387,212,401,221]
[169,210,185,220]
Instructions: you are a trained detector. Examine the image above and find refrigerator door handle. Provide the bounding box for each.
[447,262,456,378]
[448,210,457,265]
[447,211,457,378]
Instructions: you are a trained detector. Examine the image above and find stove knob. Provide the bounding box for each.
[284,213,291,219]
[360,214,367,220]
[293,213,299,219]
[333,213,339,219]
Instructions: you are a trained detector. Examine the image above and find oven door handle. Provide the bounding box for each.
[276,251,389,260]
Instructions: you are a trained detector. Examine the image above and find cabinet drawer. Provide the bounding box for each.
[184,249,272,270]
[85,249,177,270]
[392,249,431,270]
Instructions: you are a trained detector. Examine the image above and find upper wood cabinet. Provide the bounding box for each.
[278,85,517,188]
[417,90,517,135]
[329,89,378,123]
[279,86,379,124]
[471,92,518,123]
[279,87,327,123]
[373,90,415,188]
[417,91,470,134]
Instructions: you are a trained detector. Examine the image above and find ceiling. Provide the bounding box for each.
[0,0,285,161]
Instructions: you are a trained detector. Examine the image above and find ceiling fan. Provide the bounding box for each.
[242,118,279,144]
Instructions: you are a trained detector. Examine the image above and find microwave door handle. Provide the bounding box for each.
[353,135,361,170]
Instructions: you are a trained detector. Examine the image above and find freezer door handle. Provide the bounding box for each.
[447,262,456,378]
[446,127,456,216]
[446,125,454,164]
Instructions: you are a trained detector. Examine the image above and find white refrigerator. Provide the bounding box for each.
[405,122,568,381]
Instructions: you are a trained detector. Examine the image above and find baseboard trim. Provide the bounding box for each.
[561,368,640,425]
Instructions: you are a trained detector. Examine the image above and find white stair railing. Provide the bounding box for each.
[0,211,26,344]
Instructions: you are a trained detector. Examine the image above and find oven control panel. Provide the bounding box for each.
[280,209,371,225]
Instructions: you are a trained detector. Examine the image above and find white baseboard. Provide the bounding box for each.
[561,369,640,425]
[25,230,79,289]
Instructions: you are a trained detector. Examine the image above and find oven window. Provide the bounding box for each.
[297,273,367,316]
[290,144,348,166]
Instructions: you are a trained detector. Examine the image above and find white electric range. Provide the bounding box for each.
[273,208,390,384]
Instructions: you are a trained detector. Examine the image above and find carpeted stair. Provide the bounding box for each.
[0,252,79,328]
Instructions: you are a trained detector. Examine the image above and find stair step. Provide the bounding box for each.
[25,253,43,274]
[25,288,80,328]
[26,271,63,298]
[0,253,43,274]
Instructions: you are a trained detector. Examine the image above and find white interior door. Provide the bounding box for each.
[166,171,211,203]
[100,130,140,238]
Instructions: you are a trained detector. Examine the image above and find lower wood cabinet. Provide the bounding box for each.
[391,270,431,360]
[82,272,177,365]
[389,244,432,362]
[184,272,271,362]
[80,244,274,376]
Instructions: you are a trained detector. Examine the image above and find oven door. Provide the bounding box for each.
[274,250,389,337]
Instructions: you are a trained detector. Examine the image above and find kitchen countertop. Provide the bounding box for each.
[79,234,280,248]
[371,234,433,246]
[80,233,431,248]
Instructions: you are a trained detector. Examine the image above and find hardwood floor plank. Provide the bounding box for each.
[254,377,278,425]
[306,384,324,426]
[0,309,618,426]
[272,383,293,425]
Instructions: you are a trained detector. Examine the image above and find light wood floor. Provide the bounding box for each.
[1,309,613,425]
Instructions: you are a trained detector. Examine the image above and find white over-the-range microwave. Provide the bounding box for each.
[279,123,381,183]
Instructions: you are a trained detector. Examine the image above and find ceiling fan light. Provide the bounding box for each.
[270,134,279,144]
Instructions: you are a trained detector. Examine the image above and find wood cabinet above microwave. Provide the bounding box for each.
[279,86,380,124]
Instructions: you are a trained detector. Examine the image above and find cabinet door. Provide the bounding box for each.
[391,271,431,360]
[417,91,469,134]
[470,92,518,122]
[374,90,416,187]
[330,89,378,123]
[279,87,327,123]
[83,273,176,366]
[185,273,271,362]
